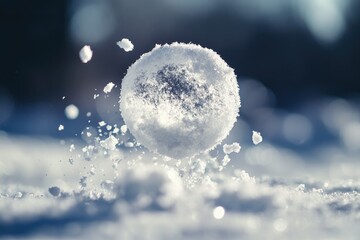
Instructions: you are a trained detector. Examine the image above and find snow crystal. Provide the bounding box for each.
[106,125,112,131]
[100,135,118,150]
[79,45,93,63]
[103,82,115,94]
[120,43,240,159]
[223,142,241,154]
[120,125,127,134]
[213,206,225,219]
[58,124,64,131]
[98,121,106,127]
[252,131,263,145]
[65,104,79,120]
[117,38,134,52]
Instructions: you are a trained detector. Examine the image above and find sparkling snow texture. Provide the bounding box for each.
[120,43,240,159]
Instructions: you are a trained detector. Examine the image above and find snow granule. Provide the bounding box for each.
[120,43,240,159]
[213,206,225,220]
[94,94,99,99]
[79,45,93,63]
[58,124,64,131]
[223,142,241,154]
[65,104,79,120]
[103,82,115,94]
[117,38,134,52]
[69,144,75,152]
[252,131,263,145]
[120,125,127,134]
[100,135,118,150]
[98,121,106,127]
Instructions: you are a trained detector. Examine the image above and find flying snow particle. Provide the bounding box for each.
[120,43,240,159]
[120,125,127,134]
[98,121,106,127]
[65,104,79,120]
[100,135,118,150]
[213,206,225,219]
[58,124,64,131]
[223,142,241,154]
[86,112,92,117]
[252,131,263,145]
[103,82,115,94]
[69,144,75,152]
[117,38,134,52]
[79,45,93,63]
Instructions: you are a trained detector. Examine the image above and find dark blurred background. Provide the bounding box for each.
[0,0,359,140]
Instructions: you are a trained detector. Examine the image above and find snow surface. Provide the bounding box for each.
[1,133,360,239]
[79,45,93,63]
[64,104,79,120]
[117,38,134,52]
[120,43,240,159]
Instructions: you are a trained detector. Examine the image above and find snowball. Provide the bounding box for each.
[117,38,134,52]
[252,131,263,145]
[103,82,115,94]
[223,142,241,154]
[79,45,93,63]
[65,104,79,120]
[100,135,118,150]
[120,43,240,159]
[58,124,64,131]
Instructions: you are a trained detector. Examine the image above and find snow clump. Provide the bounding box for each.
[223,142,241,154]
[252,131,263,145]
[117,38,134,52]
[79,45,93,63]
[103,82,115,94]
[120,43,240,159]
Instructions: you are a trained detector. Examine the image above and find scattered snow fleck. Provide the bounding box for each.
[69,144,75,152]
[103,82,115,94]
[86,132,92,137]
[252,131,263,145]
[113,127,120,134]
[120,43,240,159]
[120,125,127,134]
[106,125,112,131]
[79,45,93,63]
[62,96,65,100]
[221,154,231,167]
[48,186,61,197]
[213,206,225,219]
[65,104,79,120]
[86,112,92,117]
[125,142,134,148]
[223,142,241,154]
[94,94,99,99]
[14,192,23,199]
[100,135,118,150]
[273,218,288,232]
[117,38,134,52]
[58,124,64,131]
[98,121,106,127]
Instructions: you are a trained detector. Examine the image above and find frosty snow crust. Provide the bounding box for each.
[120,43,240,159]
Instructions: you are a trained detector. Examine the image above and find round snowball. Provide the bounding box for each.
[120,43,240,159]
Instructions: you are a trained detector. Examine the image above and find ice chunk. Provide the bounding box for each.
[117,38,134,52]
[103,82,115,94]
[120,43,240,159]
[65,104,79,120]
[79,45,93,63]
[100,135,118,150]
[223,142,241,154]
[58,124,64,131]
[252,131,263,145]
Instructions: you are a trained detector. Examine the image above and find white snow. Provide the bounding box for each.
[58,124,64,131]
[223,142,241,154]
[117,38,134,52]
[120,43,240,159]
[65,104,79,120]
[103,82,115,94]
[100,135,118,150]
[252,131,263,145]
[98,121,106,127]
[86,112,92,117]
[120,125,127,134]
[79,45,93,63]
